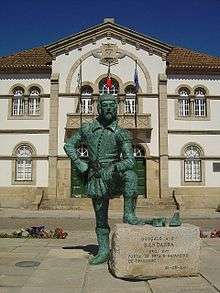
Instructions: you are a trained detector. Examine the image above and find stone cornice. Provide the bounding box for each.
[168,130,220,135]
[0,129,49,134]
[46,22,172,57]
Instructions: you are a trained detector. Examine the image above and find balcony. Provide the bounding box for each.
[65,113,152,142]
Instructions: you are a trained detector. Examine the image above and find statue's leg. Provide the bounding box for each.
[122,170,166,226]
[122,170,149,225]
[89,197,110,265]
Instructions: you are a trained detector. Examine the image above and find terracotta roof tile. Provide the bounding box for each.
[0,47,52,73]
[167,47,220,74]
[1,44,220,75]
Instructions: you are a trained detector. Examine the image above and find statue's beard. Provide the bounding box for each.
[101,111,116,124]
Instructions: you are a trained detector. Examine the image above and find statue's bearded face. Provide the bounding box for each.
[99,100,117,124]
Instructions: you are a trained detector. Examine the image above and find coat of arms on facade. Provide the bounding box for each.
[92,44,125,66]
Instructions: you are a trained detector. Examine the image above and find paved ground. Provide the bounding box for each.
[0,208,220,292]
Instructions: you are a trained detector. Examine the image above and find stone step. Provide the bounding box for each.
[136,197,177,211]
[39,196,177,211]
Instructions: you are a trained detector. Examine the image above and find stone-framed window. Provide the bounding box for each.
[124,85,136,114]
[178,88,190,117]
[8,85,44,120]
[175,85,210,121]
[12,143,36,185]
[194,88,206,117]
[28,87,41,116]
[12,87,25,116]
[181,144,205,186]
[81,85,93,114]
[99,78,119,95]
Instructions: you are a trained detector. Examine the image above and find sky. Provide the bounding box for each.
[0,0,220,57]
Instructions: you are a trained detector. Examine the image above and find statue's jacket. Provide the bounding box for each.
[64,118,135,198]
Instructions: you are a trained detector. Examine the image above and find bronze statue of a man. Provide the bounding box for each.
[64,94,179,265]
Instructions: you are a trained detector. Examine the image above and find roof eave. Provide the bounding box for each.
[166,65,220,75]
[46,22,173,57]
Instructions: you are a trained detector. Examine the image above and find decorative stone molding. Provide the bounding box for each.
[26,83,44,94]
[180,142,205,187]
[65,48,152,94]
[174,84,193,95]
[11,142,37,186]
[192,84,210,95]
[48,73,60,198]
[9,84,27,95]
[158,73,169,197]
[94,73,124,93]
[92,43,126,66]
[74,81,96,94]
[66,113,151,130]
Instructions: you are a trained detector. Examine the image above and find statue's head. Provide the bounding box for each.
[97,94,117,124]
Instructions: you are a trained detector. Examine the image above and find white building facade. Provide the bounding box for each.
[0,18,220,209]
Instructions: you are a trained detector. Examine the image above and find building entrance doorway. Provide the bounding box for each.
[133,145,146,197]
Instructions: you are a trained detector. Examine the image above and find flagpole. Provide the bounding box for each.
[79,59,83,127]
[134,59,138,128]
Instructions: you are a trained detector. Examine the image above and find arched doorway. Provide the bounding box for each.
[133,145,146,197]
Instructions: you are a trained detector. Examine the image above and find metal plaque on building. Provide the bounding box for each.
[213,162,220,172]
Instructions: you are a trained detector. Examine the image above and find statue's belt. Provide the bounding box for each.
[88,160,119,180]
[88,160,117,171]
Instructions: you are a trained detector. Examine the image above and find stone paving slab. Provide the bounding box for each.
[11,247,50,254]
[84,262,149,292]
[200,244,220,291]
[83,286,151,293]
[19,287,82,293]
[148,275,219,293]
[0,275,30,287]
[0,288,22,293]
[21,249,88,291]
[0,239,27,246]
[0,230,219,292]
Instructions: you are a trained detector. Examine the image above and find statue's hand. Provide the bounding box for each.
[74,158,88,173]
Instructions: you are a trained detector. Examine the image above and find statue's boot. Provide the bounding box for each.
[123,196,150,225]
[89,228,110,265]
[123,196,166,226]
[169,211,182,227]
[152,217,166,227]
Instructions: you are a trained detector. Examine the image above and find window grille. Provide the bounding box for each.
[125,85,136,114]
[15,145,33,181]
[134,145,145,157]
[184,145,202,182]
[12,88,25,116]
[81,86,93,114]
[81,97,92,114]
[77,145,88,157]
[178,89,190,117]
[194,88,206,117]
[28,88,40,115]
[125,96,136,114]
[99,78,119,95]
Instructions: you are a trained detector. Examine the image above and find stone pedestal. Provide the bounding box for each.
[110,223,200,279]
